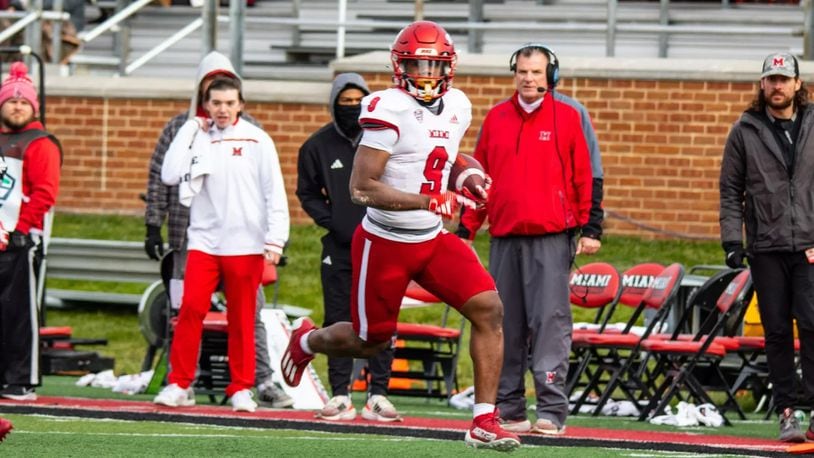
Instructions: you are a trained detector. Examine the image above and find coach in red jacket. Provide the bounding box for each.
[457,44,592,435]
[0,62,62,402]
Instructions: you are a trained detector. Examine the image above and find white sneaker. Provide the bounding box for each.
[153,383,195,407]
[361,394,402,422]
[316,395,356,421]
[231,389,258,412]
[531,418,566,435]
[449,386,475,410]
[498,417,532,433]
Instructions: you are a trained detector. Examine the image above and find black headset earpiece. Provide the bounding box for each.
[509,43,560,89]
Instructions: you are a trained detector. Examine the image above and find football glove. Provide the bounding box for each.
[427,191,477,219]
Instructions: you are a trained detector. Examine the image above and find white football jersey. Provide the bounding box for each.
[358,87,472,243]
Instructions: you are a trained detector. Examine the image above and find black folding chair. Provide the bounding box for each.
[637,268,753,424]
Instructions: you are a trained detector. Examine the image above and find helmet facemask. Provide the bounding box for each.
[397,57,455,103]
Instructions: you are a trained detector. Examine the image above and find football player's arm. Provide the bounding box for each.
[349,144,432,211]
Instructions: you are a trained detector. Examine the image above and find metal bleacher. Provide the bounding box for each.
[69,0,806,82]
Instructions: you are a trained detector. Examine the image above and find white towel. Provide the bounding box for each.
[178,131,214,207]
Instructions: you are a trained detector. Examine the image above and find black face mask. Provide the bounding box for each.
[335,104,362,139]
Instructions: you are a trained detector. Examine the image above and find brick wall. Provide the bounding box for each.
[45,71,760,240]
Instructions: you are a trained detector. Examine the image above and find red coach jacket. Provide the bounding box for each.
[460,92,592,239]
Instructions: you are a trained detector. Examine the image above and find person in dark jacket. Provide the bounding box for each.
[456,44,593,435]
[720,52,814,443]
[296,73,399,422]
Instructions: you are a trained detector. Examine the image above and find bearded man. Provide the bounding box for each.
[0,62,62,401]
[720,52,814,442]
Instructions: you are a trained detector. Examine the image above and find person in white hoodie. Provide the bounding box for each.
[153,77,289,412]
[144,51,293,408]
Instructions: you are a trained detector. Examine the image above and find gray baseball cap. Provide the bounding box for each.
[761,52,798,78]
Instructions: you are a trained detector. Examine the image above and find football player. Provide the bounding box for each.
[281,20,520,452]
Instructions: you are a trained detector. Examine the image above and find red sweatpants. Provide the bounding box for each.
[168,250,263,397]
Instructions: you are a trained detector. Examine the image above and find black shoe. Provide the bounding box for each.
[0,385,36,401]
[779,407,805,443]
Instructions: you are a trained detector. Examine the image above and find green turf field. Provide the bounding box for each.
[0,375,781,458]
[0,411,759,458]
[0,379,778,458]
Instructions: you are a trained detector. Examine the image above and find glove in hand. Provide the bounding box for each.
[723,241,746,269]
[427,191,476,219]
[144,224,164,261]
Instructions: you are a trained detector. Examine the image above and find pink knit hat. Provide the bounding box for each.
[0,62,39,114]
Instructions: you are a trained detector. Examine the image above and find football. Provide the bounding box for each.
[448,153,488,202]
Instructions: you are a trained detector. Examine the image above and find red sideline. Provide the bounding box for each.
[0,396,787,452]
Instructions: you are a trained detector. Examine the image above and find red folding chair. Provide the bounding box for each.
[570,263,685,416]
[568,262,664,406]
[566,262,623,397]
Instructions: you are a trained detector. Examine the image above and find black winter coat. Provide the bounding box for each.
[719,105,814,253]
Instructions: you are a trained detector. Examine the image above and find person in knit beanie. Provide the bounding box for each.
[0,62,39,121]
[0,59,61,403]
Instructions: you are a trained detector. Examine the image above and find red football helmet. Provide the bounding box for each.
[390,21,457,102]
